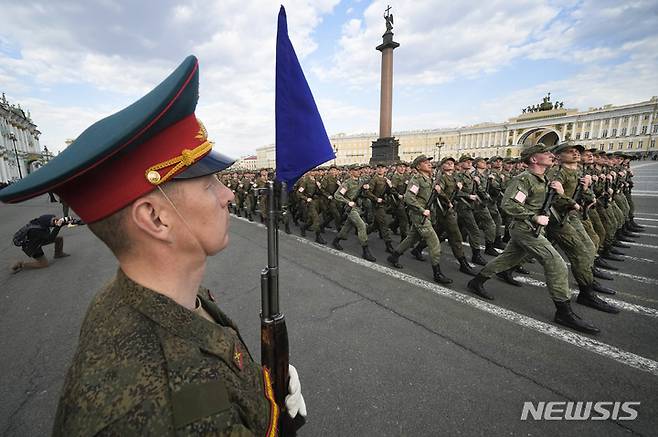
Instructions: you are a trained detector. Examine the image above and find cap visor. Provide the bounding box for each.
[173,149,235,180]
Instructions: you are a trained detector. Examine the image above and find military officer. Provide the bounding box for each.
[386,155,452,284]
[472,157,501,256]
[319,165,343,231]
[0,56,306,435]
[297,170,326,244]
[389,161,410,241]
[466,144,603,334]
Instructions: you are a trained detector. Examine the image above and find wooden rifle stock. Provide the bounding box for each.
[260,180,305,436]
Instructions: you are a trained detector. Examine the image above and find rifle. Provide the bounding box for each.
[261,180,305,436]
[602,174,611,208]
[534,187,557,237]
[423,167,442,223]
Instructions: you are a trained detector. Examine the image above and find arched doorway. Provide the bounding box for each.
[517,128,561,146]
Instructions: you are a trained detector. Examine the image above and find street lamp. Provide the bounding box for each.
[333,144,338,165]
[8,132,23,179]
[435,140,444,161]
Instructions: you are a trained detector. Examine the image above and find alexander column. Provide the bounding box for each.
[370,5,400,164]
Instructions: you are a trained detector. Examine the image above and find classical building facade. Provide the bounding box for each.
[328,95,658,165]
[247,96,658,170]
[230,155,258,171]
[0,93,50,183]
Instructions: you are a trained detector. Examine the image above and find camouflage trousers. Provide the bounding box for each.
[371,205,392,242]
[390,201,409,238]
[547,213,596,287]
[434,208,464,258]
[486,201,504,238]
[595,204,618,249]
[456,203,484,249]
[587,208,607,252]
[474,204,496,243]
[337,208,368,246]
[320,198,342,229]
[302,198,322,232]
[480,220,571,302]
[614,193,630,221]
[396,213,441,265]
[624,191,635,219]
[581,217,600,252]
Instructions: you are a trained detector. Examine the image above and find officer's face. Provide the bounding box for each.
[377,166,386,175]
[461,160,473,170]
[174,174,234,256]
[559,148,581,164]
[417,160,432,173]
[582,151,594,164]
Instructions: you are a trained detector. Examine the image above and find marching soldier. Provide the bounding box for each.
[332,166,377,261]
[486,156,507,249]
[297,171,326,244]
[454,155,489,265]
[389,161,410,241]
[365,163,396,253]
[319,165,343,232]
[466,144,606,334]
[386,155,453,284]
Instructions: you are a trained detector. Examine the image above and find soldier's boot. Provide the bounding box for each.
[260,213,266,224]
[592,267,614,281]
[591,280,616,295]
[601,249,625,262]
[315,232,327,245]
[515,265,530,274]
[387,251,403,269]
[411,242,427,261]
[628,222,645,232]
[611,239,631,249]
[432,264,453,285]
[362,245,376,262]
[484,242,499,257]
[614,231,634,243]
[621,223,641,238]
[594,256,618,271]
[332,237,344,251]
[457,257,477,276]
[54,237,70,258]
[467,274,494,300]
[247,211,254,222]
[576,285,620,314]
[366,224,375,235]
[385,241,395,254]
[608,246,625,256]
[284,223,291,234]
[390,225,399,235]
[400,232,407,243]
[493,235,506,250]
[553,300,600,334]
[629,218,645,231]
[496,268,522,287]
[300,223,307,237]
[471,248,487,266]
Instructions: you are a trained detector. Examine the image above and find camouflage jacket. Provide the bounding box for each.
[53,270,272,436]
[501,170,548,222]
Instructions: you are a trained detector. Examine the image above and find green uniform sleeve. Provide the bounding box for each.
[404,176,427,213]
[501,175,535,220]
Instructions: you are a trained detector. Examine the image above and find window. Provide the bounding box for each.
[600,144,605,150]
[631,126,637,135]
[612,128,617,136]
[602,129,608,137]
[575,133,581,139]
[645,114,650,120]
[608,143,614,150]
[627,141,633,149]
[618,142,623,150]
[638,141,643,149]
[584,132,590,139]
[652,139,656,149]
[642,126,648,134]
[621,127,627,136]
[653,125,658,134]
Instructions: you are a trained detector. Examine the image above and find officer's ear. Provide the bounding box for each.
[130,191,177,243]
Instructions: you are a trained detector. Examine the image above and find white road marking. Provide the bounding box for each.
[638,224,658,229]
[632,193,658,198]
[511,276,658,318]
[623,255,655,264]
[635,212,658,216]
[626,241,658,249]
[233,216,658,376]
[638,233,658,238]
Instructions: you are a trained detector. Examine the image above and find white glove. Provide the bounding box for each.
[285,364,307,419]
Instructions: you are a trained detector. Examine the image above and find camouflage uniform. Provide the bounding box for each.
[334,176,369,246]
[454,170,484,249]
[389,170,410,239]
[53,270,272,436]
[394,172,442,265]
[479,170,571,302]
[364,173,393,243]
[319,173,342,230]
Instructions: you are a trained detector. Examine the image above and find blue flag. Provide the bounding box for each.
[275,5,335,187]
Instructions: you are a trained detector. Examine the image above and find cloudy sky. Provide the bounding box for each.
[1,0,657,156]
